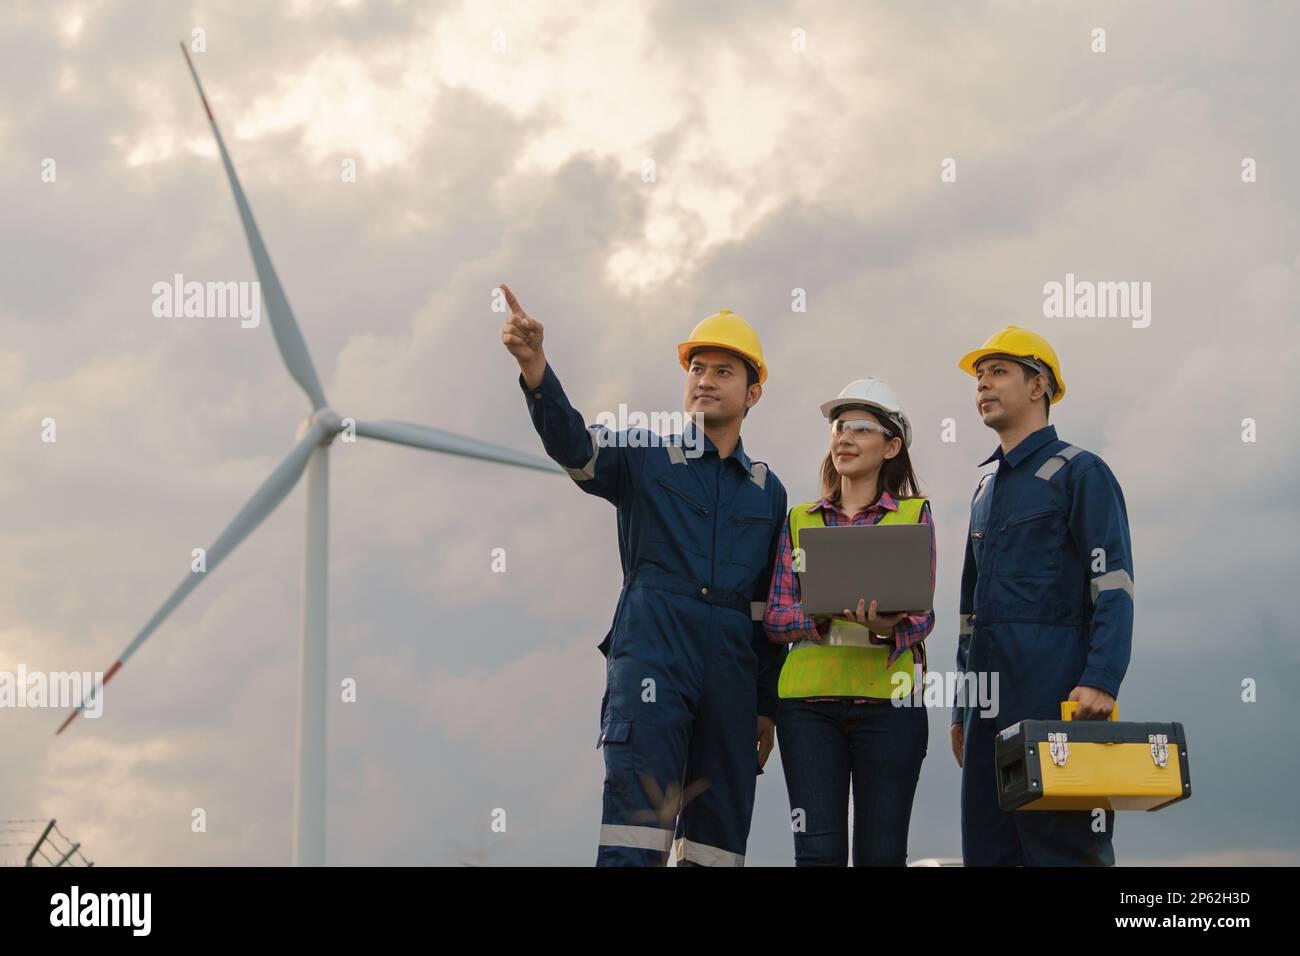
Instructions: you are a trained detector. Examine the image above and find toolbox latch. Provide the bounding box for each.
[1149,733,1169,768]
[1048,731,1068,767]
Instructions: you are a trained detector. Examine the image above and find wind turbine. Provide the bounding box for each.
[54,44,564,867]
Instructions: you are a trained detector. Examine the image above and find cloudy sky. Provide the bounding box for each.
[2,0,1297,866]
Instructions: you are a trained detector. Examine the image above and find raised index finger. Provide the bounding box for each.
[500,283,523,315]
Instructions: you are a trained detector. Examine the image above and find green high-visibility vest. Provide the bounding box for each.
[777,496,928,700]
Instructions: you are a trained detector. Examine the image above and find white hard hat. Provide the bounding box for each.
[820,378,913,448]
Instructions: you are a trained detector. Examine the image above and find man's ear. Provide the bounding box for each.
[1032,372,1050,403]
[746,383,762,409]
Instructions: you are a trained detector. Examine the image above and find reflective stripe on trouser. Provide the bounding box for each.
[674,837,744,866]
[959,710,1115,867]
[599,824,673,854]
[596,587,758,867]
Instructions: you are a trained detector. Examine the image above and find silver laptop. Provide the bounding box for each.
[797,524,933,616]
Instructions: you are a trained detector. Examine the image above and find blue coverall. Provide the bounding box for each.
[520,362,788,866]
[953,424,1134,866]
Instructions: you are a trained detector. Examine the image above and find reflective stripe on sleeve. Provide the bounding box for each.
[564,427,602,481]
[1090,568,1134,601]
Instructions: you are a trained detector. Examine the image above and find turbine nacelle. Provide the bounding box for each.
[296,407,345,444]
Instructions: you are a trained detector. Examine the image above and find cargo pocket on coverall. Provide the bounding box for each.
[996,509,1065,608]
[998,510,1064,575]
[596,718,634,796]
[728,514,774,573]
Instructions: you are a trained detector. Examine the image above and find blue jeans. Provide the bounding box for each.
[777,698,928,866]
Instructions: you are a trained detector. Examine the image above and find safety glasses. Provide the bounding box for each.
[831,419,892,438]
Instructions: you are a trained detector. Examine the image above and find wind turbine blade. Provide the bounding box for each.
[353,419,565,475]
[55,421,328,735]
[179,43,329,411]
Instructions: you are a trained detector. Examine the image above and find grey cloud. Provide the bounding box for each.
[3,0,1297,866]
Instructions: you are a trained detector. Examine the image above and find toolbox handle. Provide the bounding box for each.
[1060,700,1118,721]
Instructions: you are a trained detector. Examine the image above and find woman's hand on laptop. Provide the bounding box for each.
[838,598,909,636]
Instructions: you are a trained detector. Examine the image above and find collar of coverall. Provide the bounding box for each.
[681,417,755,475]
[978,423,1058,469]
[805,490,900,516]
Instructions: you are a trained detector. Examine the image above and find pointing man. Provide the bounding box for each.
[500,284,787,866]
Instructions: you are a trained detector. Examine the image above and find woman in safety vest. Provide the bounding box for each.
[763,379,935,866]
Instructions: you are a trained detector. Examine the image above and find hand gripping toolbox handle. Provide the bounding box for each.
[1060,700,1118,721]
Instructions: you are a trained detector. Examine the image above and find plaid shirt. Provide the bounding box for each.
[763,492,936,701]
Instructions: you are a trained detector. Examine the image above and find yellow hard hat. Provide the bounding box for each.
[677,309,768,384]
[958,325,1066,404]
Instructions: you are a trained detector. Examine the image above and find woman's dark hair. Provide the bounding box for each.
[819,408,922,510]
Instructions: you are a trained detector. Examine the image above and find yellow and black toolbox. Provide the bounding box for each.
[995,702,1191,811]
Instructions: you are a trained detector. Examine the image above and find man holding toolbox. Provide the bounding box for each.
[950,326,1135,866]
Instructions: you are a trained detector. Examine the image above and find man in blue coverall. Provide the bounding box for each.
[499,284,787,867]
[950,326,1134,866]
